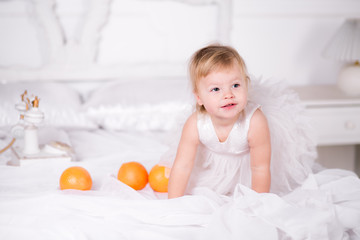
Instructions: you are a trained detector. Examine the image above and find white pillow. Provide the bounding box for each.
[84,79,195,131]
[0,82,97,129]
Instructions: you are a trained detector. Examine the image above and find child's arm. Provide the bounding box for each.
[248,109,271,193]
[168,113,199,199]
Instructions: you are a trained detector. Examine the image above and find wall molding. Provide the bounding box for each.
[234,0,360,18]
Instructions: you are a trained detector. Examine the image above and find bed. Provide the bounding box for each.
[1,0,360,239]
[1,78,360,239]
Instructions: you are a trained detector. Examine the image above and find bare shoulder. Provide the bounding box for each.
[250,108,268,128]
[182,112,199,144]
[248,109,270,146]
[183,112,197,130]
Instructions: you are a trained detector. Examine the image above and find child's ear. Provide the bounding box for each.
[194,92,203,106]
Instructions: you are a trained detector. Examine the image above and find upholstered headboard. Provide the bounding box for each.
[0,0,231,82]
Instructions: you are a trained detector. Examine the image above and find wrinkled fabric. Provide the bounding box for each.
[1,129,359,240]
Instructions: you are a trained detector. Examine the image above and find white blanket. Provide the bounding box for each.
[0,129,360,240]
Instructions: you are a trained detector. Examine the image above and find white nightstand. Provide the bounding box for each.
[292,85,360,175]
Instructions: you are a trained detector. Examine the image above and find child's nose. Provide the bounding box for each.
[224,89,234,99]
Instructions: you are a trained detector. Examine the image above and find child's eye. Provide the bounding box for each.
[232,84,240,88]
[211,87,220,92]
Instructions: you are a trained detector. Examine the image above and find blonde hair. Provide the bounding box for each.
[189,44,250,112]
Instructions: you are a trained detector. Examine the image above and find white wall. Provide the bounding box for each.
[0,0,359,85]
[232,0,360,85]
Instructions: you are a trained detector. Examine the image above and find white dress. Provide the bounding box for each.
[160,77,317,196]
[186,102,260,195]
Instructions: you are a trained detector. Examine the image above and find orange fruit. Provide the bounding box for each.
[59,166,92,190]
[149,165,171,192]
[117,162,148,190]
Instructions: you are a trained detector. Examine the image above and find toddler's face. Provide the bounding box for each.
[195,63,248,120]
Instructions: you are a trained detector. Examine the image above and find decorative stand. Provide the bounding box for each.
[8,92,72,166]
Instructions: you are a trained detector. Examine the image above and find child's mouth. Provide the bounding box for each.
[222,103,236,108]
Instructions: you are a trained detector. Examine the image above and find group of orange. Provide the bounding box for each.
[59,162,171,193]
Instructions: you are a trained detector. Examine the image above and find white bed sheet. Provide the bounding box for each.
[1,129,360,240]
